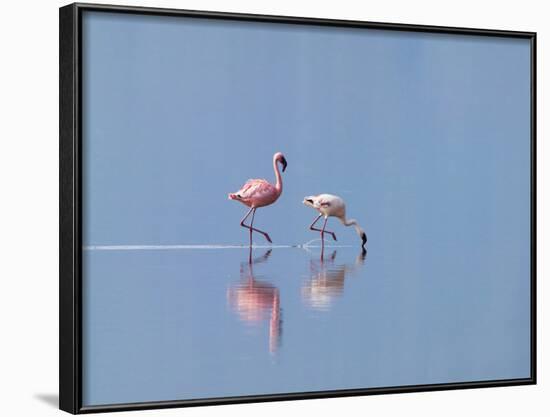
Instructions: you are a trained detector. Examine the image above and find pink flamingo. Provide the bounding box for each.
[228,152,287,246]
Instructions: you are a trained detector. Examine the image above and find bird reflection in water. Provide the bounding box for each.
[227,249,282,354]
[302,248,367,311]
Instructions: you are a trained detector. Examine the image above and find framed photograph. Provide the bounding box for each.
[59,3,536,414]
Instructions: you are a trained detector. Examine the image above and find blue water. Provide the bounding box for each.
[82,243,530,406]
[80,11,532,406]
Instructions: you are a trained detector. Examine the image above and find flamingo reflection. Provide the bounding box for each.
[302,248,367,311]
[227,249,282,353]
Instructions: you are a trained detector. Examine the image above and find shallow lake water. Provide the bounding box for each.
[82,243,530,406]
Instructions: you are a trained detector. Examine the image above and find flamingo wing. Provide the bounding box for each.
[312,195,331,208]
[238,179,275,200]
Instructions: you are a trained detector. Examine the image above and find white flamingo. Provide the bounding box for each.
[303,194,367,248]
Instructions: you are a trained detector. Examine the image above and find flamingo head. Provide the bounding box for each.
[274,152,287,172]
[361,232,367,247]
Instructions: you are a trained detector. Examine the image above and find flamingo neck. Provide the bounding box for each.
[342,217,357,227]
[273,158,283,193]
[341,217,364,238]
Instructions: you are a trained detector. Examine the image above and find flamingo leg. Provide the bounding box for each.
[240,208,255,247]
[320,216,330,242]
[240,208,273,244]
[309,214,337,241]
[249,208,256,247]
[320,216,330,260]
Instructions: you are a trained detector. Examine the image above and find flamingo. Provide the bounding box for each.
[228,152,287,246]
[303,194,367,249]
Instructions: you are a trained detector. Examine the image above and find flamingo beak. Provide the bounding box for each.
[281,157,287,172]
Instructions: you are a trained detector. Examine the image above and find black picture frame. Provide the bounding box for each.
[59,3,537,414]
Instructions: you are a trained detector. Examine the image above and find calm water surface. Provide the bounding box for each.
[82,244,530,406]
